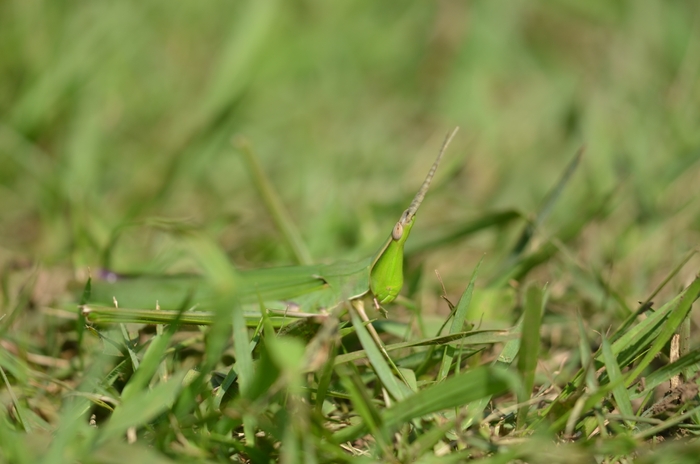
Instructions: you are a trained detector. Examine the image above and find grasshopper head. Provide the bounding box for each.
[389,128,458,242]
[391,209,415,241]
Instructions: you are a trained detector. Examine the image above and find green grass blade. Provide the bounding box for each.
[76,276,91,367]
[336,365,391,452]
[633,404,700,440]
[545,278,700,434]
[463,317,524,428]
[198,0,278,122]
[625,275,700,387]
[126,0,278,216]
[120,330,173,403]
[334,328,515,365]
[235,137,313,265]
[641,248,697,308]
[313,337,338,415]
[437,258,482,382]
[180,232,238,290]
[503,148,584,264]
[333,365,517,444]
[541,289,687,419]
[404,418,458,462]
[630,348,700,399]
[406,210,521,255]
[548,381,619,434]
[121,323,141,366]
[0,365,28,432]
[489,187,614,288]
[576,311,598,391]
[0,268,36,335]
[613,248,697,341]
[607,292,683,365]
[601,336,634,421]
[349,310,407,401]
[231,297,254,398]
[101,370,187,441]
[517,284,546,429]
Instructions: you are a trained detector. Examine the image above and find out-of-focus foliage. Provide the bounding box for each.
[1,1,700,462]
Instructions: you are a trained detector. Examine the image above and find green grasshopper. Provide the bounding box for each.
[83,128,459,325]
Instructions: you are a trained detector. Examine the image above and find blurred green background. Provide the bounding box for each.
[1,0,699,316]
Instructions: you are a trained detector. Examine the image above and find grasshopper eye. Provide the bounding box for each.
[392,222,403,241]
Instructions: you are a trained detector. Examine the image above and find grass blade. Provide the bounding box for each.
[406,210,521,255]
[349,309,408,401]
[613,248,697,341]
[101,371,187,441]
[601,336,635,421]
[631,348,700,399]
[333,365,517,443]
[504,148,584,264]
[334,328,515,365]
[576,311,598,391]
[517,283,546,429]
[235,136,313,265]
[231,297,254,398]
[463,317,524,429]
[625,275,700,387]
[337,366,392,453]
[120,330,173,403]
[0,365,28,432]
[437,258,482,382]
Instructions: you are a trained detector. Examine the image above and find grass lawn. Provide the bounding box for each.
[1,1,700,462]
